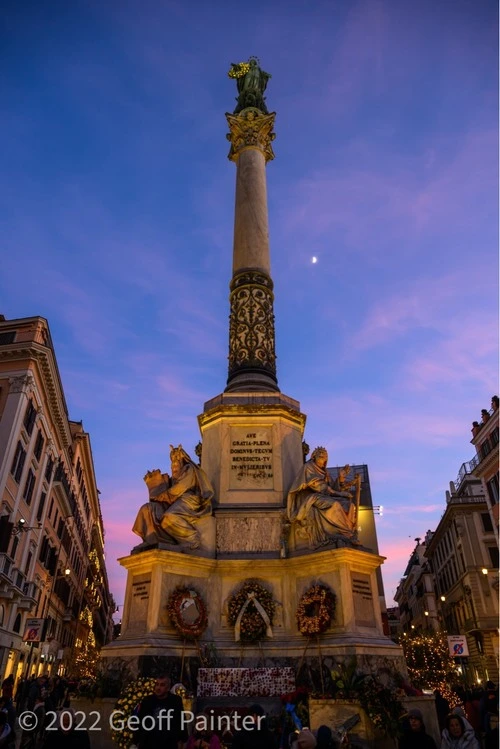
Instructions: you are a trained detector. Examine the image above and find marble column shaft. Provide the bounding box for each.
[225,109,278,392]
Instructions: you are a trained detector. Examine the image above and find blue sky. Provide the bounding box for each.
[1,0,498,610]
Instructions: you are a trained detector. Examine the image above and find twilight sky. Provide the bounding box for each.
[1,0,498,613]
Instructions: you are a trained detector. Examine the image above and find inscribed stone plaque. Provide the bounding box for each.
[229,426,274,490]
[128,575,151,633]
[352,572,376,628]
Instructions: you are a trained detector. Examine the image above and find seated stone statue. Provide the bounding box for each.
[132,444,214,550]
[286,446,358,549]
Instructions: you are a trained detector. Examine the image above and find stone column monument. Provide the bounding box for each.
[101,59,405,690]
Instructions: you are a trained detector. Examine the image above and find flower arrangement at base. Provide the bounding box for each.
[296,584,336,636]
[111,676,155,748]
[228,62,250,79]
[358,675,405,739]
[167,586,208,640]
[227,579,275,642]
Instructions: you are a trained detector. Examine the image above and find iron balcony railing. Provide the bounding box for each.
[455,429,499,490]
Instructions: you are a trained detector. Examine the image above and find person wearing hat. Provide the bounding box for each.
[231,704,276,749]
[441,712,480,749]
[398,708,437,749]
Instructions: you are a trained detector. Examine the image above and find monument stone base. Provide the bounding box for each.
[101,546,406,682]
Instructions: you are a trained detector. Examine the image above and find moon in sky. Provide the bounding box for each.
[311,256,318,264]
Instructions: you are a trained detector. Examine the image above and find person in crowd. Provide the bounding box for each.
[231,704,276,749]
[398,708,437,749]
[434,690,450,732]
[135,674,186,749]
[0,677,13,706]
[0,697,15,741]
[40,704,90,749]
[185,726,222,749]
[0,712,13,748]
[479,680,499,738]
[289,729,317,749]
[440,713,480,749]
[315,725,336,748]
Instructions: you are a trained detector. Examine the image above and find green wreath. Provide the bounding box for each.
[167,586,208,640]
[227,579,276,642]
[296,584,336,636]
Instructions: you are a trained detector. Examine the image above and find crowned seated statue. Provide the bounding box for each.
[132,444,214,551]
[286,446,360,550]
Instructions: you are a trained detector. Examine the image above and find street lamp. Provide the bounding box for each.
[11,519,42,535]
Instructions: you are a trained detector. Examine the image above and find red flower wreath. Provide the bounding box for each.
[167,587,208,640]
[296,584,336,636]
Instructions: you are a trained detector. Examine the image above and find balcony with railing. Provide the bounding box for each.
[455,431,498,491]
[18,580,40,611]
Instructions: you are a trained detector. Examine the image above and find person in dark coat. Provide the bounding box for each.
[315,725,336,749]
[135,674,186,749]
[231,704,276,749]
[40,706,90,749]
[398,708,437,749]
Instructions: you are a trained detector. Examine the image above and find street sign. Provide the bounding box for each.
[447,635,469,657]
[22,618,45,643]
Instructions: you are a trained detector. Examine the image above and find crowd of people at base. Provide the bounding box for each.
[0,671,496,749]
[396,681,499,749]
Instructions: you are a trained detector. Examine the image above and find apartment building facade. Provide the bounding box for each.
[395,399,499,686]
[0,314,114,681]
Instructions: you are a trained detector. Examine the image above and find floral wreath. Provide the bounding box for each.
[296,584,336,636]
[167,586,208,640]
[111,676,155,748]
[228,61,250,79]
[227,579,276,642]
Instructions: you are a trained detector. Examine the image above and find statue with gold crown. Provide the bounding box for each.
[132,445,214,550]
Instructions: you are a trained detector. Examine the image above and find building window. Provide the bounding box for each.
[481,513,494,533]
[10,441,26,483]
[0,332,16,345]
[0,605,4,626]
[12,613,21,634]
[23,470,36,506]
[38,537,49,566]
[10,536,19,560]
[487,546,499,568]
[24,552,32,577]
[23,401,37,436]
[33,431,44,461]
[486,473,499,506]
[44,457,54,483]
[36,492,46,523]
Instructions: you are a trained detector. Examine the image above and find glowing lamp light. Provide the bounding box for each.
[411,625,415,629]
[64,568,70,576]
[482,568,488,575]
[440,596,446,602]
[379,505,384,516]
[424,611,429,616]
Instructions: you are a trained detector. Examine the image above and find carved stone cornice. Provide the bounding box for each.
[0,344,71,449]
[227,269,277,386]
[226,109,276,163]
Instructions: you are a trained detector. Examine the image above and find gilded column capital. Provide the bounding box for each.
[226,109,276,163]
